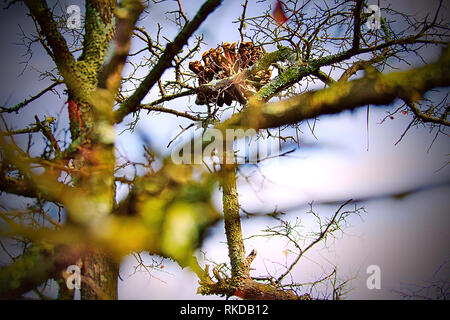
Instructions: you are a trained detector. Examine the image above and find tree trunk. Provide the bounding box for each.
[199,163,300,299]
[81,249,118,300]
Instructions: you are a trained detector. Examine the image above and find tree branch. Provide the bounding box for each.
[79,0,116,72]
[221,164,247,279]
[222,47,450,131]
[0,175,41,199]
[338,54,386,82]
[405,100,450,126]
[351,0,364,52]
[0,81,63,114]
[0,246,54,299]
[140,104,201,121]
[256,29,445,102]
[114,0,223,123]
[23,0,77,88]
[97,0,144,92]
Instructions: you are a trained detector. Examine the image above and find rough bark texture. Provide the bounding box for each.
[81,249,119,300]
[221,164,247,279]
[68,1,118,300]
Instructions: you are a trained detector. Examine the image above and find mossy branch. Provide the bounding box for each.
[222,47,450,131]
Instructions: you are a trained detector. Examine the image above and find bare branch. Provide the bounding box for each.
[405,100,450,126]
[0,81,63,114]
[114,0,223,123]
[23,0,77,86]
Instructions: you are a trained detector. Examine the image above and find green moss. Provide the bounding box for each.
[73,1,116,99]
[0,245,54,296]
[256,61,316,101]
[81,1,115,66]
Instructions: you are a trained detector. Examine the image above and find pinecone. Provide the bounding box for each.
[189,42,271,107]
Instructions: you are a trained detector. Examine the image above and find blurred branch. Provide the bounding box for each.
[0,245,56,299]
[0,174,44,200]
[0,131,72,202]
[242,180,450,217]
[98,0,145,92]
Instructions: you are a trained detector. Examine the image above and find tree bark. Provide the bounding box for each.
[221,164,247,279]
[80,249,118,300]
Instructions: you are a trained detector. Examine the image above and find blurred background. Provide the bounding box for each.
[0,0,448,299]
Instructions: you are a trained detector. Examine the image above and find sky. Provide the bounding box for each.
[0,0,449,300]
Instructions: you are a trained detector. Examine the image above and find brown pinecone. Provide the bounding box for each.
[189,41,271,107]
